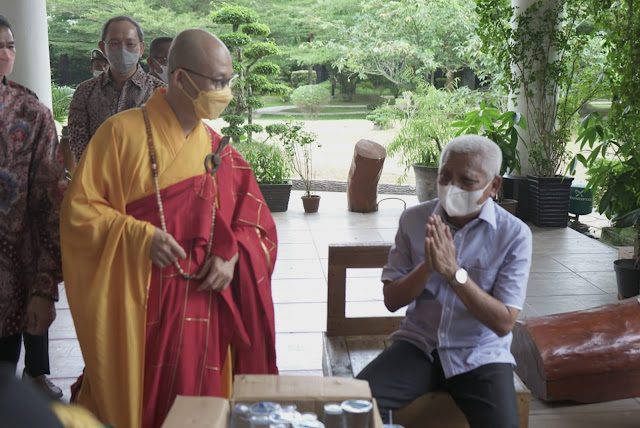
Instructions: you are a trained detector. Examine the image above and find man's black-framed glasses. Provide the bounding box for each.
[181,67,239,90]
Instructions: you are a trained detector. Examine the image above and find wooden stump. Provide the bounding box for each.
[347,140,386,213]
[512,297,640,403]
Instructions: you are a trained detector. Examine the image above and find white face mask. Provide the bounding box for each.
[438,180,492,218]
[158,64,169,83]
[106,48,139,74]
[92,70,104,77]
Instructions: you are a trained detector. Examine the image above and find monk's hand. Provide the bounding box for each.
[150,228,187,268]
[196,253,239,292]
[426,214,459,281]
[25,295,56,335]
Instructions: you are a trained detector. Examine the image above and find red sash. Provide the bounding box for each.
[126,127,278,427]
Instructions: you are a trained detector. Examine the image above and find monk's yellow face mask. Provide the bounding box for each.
[180,71,233,120]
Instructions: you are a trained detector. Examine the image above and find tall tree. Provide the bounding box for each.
[302,0,480,89]
[211,4,289,141]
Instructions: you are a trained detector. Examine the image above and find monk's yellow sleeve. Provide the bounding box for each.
[59,115,154,428]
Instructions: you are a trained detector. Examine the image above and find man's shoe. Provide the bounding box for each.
[22,371,64,400]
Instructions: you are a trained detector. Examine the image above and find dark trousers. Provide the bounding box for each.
[356,340,519,428]
[0,332,50,377]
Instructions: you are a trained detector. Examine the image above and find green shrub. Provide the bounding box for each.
[290,85,331,120]
[242,22,270,37]
[235,141,292,184]
[366,104,400,129]
[291,70,316,88]
[386,83,469,182]
[586,158,623,209]
[51,85,75,126]
[219,33,251,48]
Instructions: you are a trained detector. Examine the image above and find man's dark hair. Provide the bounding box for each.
[0,15,12,33]
[149,37,173,58]
[101,15,144,43]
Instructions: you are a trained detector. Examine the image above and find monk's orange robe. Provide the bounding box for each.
[60,88,278,428]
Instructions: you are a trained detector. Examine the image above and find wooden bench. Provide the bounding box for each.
[322,243,530,428]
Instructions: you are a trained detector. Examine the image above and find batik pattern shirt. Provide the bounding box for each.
[0,77,67,337]
[67,65,166,162]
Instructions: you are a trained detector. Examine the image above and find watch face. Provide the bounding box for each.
[455,268,468,285]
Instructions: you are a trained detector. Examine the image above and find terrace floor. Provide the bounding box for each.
[27,189,640,427]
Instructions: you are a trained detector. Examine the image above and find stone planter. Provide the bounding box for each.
[527,175,574,227]
[413,164,439,203]
[259,183,292,213]
[502,174,530,221]
[497,198,518,216]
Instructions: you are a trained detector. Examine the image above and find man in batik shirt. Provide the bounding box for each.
[68,15,165,162]
[61,29,278,428]
[0,15,66,384]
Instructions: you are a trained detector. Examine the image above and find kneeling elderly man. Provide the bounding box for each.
[357,135,532,428]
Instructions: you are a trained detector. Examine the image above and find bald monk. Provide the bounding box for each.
[60,29,278,428]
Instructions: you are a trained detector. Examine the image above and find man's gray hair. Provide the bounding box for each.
[439,135,502,180]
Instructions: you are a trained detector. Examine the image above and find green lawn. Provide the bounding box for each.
[256,113,369,121]
[279,106,368,114]
[260,94,389,108]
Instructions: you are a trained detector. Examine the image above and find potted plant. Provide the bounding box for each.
[572,110,640,297]
[453,101,528,216]
[234,124,293,212]
[475,0,605,226]
[281,120,322,213]
[386,82,468,202]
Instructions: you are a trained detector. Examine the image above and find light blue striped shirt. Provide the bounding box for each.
[382,198,532,378]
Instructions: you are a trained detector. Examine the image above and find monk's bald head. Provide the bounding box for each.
[168,28,232,81]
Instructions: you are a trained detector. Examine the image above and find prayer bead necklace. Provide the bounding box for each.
[142,106,216,280]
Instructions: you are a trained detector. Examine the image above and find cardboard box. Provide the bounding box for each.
[162,375,383,428]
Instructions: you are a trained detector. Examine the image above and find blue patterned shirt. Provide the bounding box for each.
[382,198,532,378]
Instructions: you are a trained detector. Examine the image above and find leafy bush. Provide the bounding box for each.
[51,85,75,126]
[234,141,292,184]
[242,22,270,37]
[386,83,469,183]
[290,85,331,120]
[291,70,315,88]
[366,104,400,129]
[586,158,621,208]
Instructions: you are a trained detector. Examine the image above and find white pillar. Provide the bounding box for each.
[2,0,53,109]
[509,0,559,176]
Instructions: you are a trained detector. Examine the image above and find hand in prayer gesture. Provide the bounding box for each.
[425,214,460,282]
[150,228,187,267]
[196,253,239,292]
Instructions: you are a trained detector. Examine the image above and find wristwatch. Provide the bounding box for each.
[450,268,468,287]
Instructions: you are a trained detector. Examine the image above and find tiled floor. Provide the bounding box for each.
[26,190,640,426]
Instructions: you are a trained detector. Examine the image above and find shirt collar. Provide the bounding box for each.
[101,64,145,89]
[435,198,497,230]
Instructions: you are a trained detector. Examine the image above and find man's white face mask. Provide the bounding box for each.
[158,64,169,83]
[438,180,492,218]
[92,70,104,77]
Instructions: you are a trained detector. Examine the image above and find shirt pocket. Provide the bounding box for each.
[466,265,499,293]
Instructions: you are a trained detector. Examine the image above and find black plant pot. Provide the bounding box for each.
[614,259,640,299]
[527,175,574,227]
[259,183,292,212]
[503,175,530,221]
